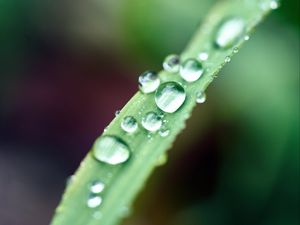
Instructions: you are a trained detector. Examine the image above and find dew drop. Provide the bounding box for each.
[159,128,170,137]
[214,17,245,49]
[196,91,206,104]
[90,180,105,194]
[115,110,121,117]
[138,71,160,94]
[142,112,162,132]
[93,135,130,165]
[198,52,209,61]
[163,54,180,73]
[155,82,186,113]
[270,0,280,9]
[121,116,138,133]
[233,47,239,53]
[261,0,280,11]
[244,35,250,41]
[180,59,204,82]
[87,195,102,208]
[224,56,231,63]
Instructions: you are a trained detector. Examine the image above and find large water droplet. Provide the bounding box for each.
[93,136,130,165]
[142,112,162,132]
[180,59,204,82]
[196,91,206,104]
[90,180,105,194]
[163,54,180,73]
[121,116,138,133]
[87,195,103,208]
[155,82,186,113]
[138,71,160,94]
[214,17,245,49]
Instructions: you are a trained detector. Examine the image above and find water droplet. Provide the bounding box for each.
[244,35,250,41]
[93,135,130,165]
[233,47,239,53]
[115,110,120,117]
[87,195,102,208]
[90,180,105,194]
[198,52,209,61]
[159,128,170,137]
[138,71,160,94]
[142,112,162,132]
[270,0,280,9]
[180,59,204,82]
[121,116,138,133]
[155,82,186,113]
[224,56,231,63]
[196,91,206,104]
[214,17,245,49]
[163,54,180,73]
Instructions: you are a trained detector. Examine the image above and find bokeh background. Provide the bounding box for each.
[0,0,299,225]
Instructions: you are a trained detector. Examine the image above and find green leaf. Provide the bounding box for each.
[50,0,278,225]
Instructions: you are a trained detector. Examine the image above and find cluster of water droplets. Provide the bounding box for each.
[92,16,256,165]
[87,14,272,212]
[87,180,106,209]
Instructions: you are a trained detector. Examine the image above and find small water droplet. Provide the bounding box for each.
[233,47,239,53]
[87,195,102,208]
[90,180,105,194]
[121,116,138,133]
[261,0,280,11]
[159,128,170,137]
[198,52,209,61]
[224,56,231,63]
[180,59,204,82]
[196,91,206,104]
[93,135,130,165]
[138,71,160,94]
[244,35,250,41]
[214,17,245,49]
[163,54,180,73]
[115,110,121,117]
[270,0,280,9]
[142,112,162,132]
[155,81,186,113]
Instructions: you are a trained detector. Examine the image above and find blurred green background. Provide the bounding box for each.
[0,0,299,225]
